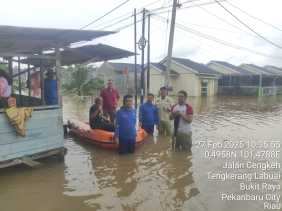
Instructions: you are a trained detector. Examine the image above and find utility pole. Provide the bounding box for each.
[139,8,146,104]
[165,0,178,88]
[134,8,138,109]
[147,13,151,94]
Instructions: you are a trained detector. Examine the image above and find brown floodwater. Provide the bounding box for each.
[0,96,281,211]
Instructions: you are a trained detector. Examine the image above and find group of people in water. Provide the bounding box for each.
[89,79,193,154]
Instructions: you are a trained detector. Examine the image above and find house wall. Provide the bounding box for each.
[170,62,202,96]
[149,67,165,95]
[0,107,64,162]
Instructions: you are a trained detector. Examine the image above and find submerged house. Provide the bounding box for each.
[97,62,141,95]
[149,57,219,96]
[240,64,282,96]
[208,61,282,96]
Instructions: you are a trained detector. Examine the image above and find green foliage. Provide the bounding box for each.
[62,65,104,96]
[0,63,8,71]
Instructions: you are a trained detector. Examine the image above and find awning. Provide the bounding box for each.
[21,44,135,66]
[0,25,115,54]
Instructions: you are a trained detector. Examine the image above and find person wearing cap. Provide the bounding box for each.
[155,86,174,136]
[44,69,58,105]
[100,79,120,122]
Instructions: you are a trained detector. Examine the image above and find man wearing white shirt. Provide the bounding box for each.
[170,90,193,151]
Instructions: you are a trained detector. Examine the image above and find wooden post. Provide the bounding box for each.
[18,57,22,105]
[55,46,62,106]
[8,58,13,94]
[27,64,31,97]
[40,59,45,105]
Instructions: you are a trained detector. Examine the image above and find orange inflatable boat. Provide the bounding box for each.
[67,120,148,150]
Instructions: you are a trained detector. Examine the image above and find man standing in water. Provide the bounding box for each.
[139,93,159,135]
[115,95,136,154]
[100,79,120,122]
[155,86,174,136]
[170,90,193,151]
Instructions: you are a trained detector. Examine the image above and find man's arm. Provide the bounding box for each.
[181,113,193,123]
[114,110,120,142]
[116,90,120,100]
[90,109,100,120]
[154,107,160,125]
[139,105,143,126]
[181,105,193,123]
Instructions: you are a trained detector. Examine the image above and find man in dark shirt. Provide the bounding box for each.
[100,79,120,122]
[89,97,115,132]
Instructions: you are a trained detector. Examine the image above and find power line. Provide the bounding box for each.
[225,1,282,32]
[152,15,282,60]
[95,0,219,31]
[92,0,163,30]
[151,0,227,15]
[105,0,227,32]
[94,1,160,30]
[79,0,131,30]
[182,0,258,39]
[214,0,282,49]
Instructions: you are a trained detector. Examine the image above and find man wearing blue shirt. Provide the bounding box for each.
[115,94,136,154]
[44,70,58,105]
[139,93,159,135]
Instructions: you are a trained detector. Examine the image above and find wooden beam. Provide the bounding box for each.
[40,59,45,105]
[55,46,62,106]
[20,157,41,168]
[0,52,56,60]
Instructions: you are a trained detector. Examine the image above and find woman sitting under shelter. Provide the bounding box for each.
[0,69,12,108]
[89,97,115,132]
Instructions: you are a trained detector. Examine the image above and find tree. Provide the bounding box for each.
[62,64,104,96]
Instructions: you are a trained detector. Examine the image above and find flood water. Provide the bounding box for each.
[0,96,281,211]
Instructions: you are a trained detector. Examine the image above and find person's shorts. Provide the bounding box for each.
[159,120,172,136]
[175,132,192,151]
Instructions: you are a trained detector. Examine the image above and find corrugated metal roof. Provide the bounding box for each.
[0,25,114,54]
[151,63,166,71]
[210,61,255,75]
[241,64,275,75]
[264,65,282,75]
[22,44,135,66]
[172,57,218,75]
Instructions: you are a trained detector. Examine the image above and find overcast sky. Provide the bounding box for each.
[1,0,282,67]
